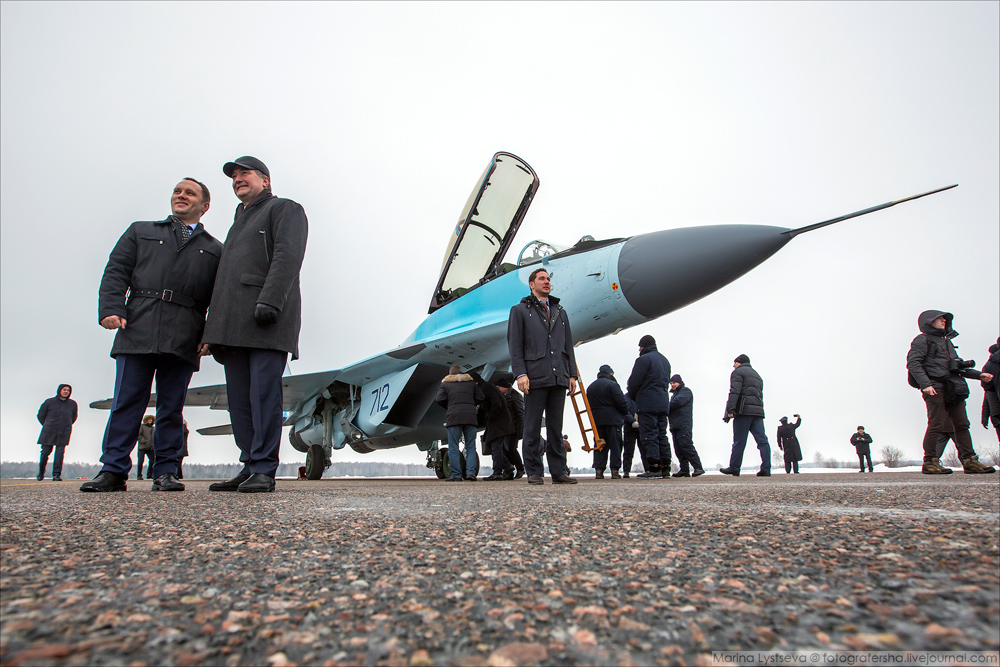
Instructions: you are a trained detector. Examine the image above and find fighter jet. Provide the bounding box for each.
[94,152,954,479]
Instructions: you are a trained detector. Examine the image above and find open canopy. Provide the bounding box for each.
[429,152,539,312]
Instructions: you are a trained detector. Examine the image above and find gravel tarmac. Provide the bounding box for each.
[1,473,998,666]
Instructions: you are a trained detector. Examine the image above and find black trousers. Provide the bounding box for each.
[522,385,568,478]
[593,423,623,472]
[504,436,524,473]
[638,411,670,466]
[39,445,65,479]
[921,393,974,461]
[487,436,507,475]
[99,354,193,478]
[622,425,644,473]
[222,348,288,477]
[670,428,702,473]
[858,452,873,471]
[136,450,155,478]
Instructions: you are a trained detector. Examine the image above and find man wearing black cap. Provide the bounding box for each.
[627,335,672,478]
[587,365,631,479]
[507,267,578,485]
[83,178,222,493]
[720,354,771,476]
[777,415,803,474]
[496,378,525,479]
[668,375,704,477]
[201,157,309,493]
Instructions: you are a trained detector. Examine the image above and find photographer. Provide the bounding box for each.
[906,310,995,474]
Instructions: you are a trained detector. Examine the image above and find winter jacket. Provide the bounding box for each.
[479,380,514,444]
[203,191,309,359]
[776,417,802,461]
[726,363,765,417]
[507,294,577,388]
[587,372,631,427]
[668,384,694,433]
[99,217,222,369]
[850,431,873,456]
[435,373,484,427]
[627,345,672,414]
[137,422,155,451]
[36,384,77,447]
[906,310,983,394]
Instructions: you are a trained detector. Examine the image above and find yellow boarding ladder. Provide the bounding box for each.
[569,365,605,453]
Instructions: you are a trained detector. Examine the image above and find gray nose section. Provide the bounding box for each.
[617,225,792,319]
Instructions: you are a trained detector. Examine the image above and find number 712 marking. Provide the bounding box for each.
[369,383,390,415]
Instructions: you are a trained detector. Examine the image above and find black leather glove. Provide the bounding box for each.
[254,303,279,326]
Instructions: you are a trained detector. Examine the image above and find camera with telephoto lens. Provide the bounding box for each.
[949,358,976,372]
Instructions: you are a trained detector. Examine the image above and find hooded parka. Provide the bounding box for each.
[99,218,222,368]
[906,310,984,395]
[37,384,78,447]
[202,192,308,359]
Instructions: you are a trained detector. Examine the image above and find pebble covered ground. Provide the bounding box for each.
[1,473,998,666]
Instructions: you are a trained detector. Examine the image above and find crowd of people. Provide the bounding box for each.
[31,162,998,487]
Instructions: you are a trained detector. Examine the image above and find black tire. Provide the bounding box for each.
[434,447,448,479]
[305,445,325,480]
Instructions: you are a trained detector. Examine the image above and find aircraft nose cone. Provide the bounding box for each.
[617,225,792,319]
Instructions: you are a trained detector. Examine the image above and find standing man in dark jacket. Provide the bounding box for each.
[435,366,484,481]
[497,378,526,479]
[202,157,309,493]
[720,354,771,476]
[777,415,803,474]
[668,375,704,477]
[84,178,222,493]
[507,268,578,485]
[981,340,1000,442]
[36,384,77,481]
[627,335,672,479]
[849,425,872,473]
[478,376,514,481]
[905,310,995,474]
[587,365,631,479]
[621,395,643,478]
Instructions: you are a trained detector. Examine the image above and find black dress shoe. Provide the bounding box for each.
[527,474,544,485]
[719,467,740,476]
[237,473,275,493]
[514,469,525,479]
[36,475,43,482]
[209,473,252,492]
[672,470,691,477]
[444,477,463,482]
[692,469,706,477]
[80,471,127,493]
[552,474,578,484]
[483,474,502,481]
[465,476,477,482]
[502,469,515,480]
[622,471,630,478]
[152,473,185,492]
[757,470,771,477]
[636,471,660,478]
[53,476,62,482]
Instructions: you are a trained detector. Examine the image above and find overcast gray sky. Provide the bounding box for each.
[2,2,997,473]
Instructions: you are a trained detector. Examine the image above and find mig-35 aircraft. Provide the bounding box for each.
[92,152,955,479]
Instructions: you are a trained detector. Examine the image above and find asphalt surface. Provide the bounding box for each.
[1,473,998,666]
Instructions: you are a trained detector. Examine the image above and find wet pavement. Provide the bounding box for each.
[1,473,998,666]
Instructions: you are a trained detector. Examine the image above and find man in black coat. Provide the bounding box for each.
[586,365,631,479]
[668,375,704,477]
[627,335,672,479]
[477,377,514,481]
[980,340,1000,442]
[84,179,222,493]
[202,157,309,493]
[849,425,872,473]
[777,415,803,474]
[497,378,525,479]
[435,366,485,481]
[906,310,995,474]
[507,268,578,485]
[36,384,77,481]
[720,354,772,477]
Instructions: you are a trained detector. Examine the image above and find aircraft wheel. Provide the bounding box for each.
[305,445,325,480]
[437,447,451,479]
